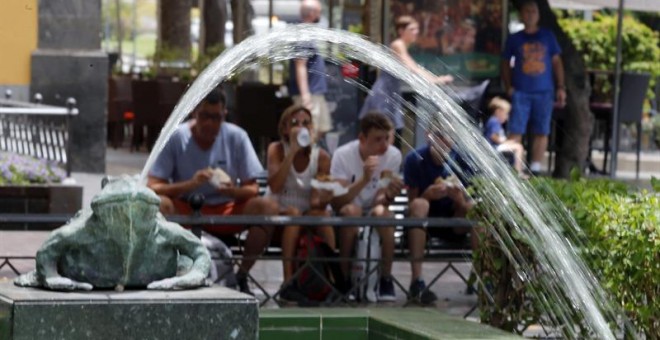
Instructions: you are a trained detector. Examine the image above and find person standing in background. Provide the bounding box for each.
[501,0,566,176]
[359,16,453,149]
[289,0,332,141]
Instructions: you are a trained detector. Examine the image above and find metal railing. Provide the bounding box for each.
[0,212,477,313]
[0,90,79,177]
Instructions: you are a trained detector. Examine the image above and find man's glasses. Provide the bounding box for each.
[198,111,222,121]
[290,118,312,127]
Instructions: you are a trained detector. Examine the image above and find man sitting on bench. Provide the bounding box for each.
[330,113,406,302]
[403,129,476,304]
[147,88,278,295]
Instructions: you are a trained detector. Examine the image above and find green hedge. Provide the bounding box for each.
[470,175,659,338]
[559,14,660,100]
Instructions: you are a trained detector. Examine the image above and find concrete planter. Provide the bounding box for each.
[0,185,82,230]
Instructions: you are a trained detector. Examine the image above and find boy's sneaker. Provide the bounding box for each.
[236,272,254,296]
[378,276,396,302]
[409,279,438,305]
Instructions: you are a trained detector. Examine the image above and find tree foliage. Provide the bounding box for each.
[559,13,660,99]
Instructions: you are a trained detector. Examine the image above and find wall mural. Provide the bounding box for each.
[390,0,504,80]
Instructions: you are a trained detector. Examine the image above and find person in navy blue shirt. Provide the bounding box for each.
[402,131,476,304]
[501,0,565,175]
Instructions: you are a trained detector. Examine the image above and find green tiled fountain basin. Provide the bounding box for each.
[260,308,521,340]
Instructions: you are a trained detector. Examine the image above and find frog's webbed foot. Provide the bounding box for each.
[14,270,40,287]
[45,276,94,291]
[147,271,210,290]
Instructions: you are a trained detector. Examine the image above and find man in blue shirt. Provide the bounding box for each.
[403,131,475,304]
[148,88,278,295]
[501,0,566,175]
[289,0,332,140]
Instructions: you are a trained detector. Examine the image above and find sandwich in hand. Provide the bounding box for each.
[315,174,334,182]
[379,170,400,188]
[311,174,347,196]
[435,174,461,188]
[209,167,232,188]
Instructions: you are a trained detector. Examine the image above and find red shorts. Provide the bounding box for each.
[173,199,246,235]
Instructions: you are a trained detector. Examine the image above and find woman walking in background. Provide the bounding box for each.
[359,15,454,148]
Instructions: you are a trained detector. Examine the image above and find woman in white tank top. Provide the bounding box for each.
[266,105,335,294]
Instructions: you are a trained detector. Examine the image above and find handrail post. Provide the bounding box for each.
[189,194,206,238]
[34,93,43,104]
[65,97,77,178]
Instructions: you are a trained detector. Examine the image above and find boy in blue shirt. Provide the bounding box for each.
[501,0,565,175]
[483,97,525,175]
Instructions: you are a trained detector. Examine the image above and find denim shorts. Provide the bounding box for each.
[509,90,554,135]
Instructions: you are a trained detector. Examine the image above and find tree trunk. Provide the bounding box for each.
[230,0,254,44]
[200,0,226,55]
[512,0,593,178]
[158,0,192,61]
[114,0,123,67]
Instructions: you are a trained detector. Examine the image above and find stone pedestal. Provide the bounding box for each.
[30,50,108,173]
[30,0,108,173]
[0,282,258,340]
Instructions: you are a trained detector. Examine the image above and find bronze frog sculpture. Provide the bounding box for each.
[15,176,211,291]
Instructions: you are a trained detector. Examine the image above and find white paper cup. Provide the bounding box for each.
[297,127,311,147]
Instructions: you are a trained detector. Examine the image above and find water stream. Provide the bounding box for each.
[139,25,635,339]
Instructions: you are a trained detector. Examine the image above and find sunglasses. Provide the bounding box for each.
[290,118,312,127]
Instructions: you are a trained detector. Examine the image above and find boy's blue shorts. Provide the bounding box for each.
[509,90,554,135]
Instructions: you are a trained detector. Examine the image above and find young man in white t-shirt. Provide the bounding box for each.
[330,113,404,301]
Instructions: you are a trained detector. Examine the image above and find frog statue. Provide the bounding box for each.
[14,175,211,291]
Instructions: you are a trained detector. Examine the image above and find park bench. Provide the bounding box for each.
[0,174,477,311]
[0,193,476,309]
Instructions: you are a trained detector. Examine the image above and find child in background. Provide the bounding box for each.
[484,97,526,175]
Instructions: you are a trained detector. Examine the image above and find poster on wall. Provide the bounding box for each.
[390,0,503,81]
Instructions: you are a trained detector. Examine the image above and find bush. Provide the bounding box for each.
[559,14,660,100]
[471,174,660,338]
[0,152,67,185]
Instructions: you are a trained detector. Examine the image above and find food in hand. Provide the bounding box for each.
[435,175,461,187]
[209,168,231,187]
[311,175,347,196]
[379,170,400,189]
[315,174,334,182]
[380,170,394,179]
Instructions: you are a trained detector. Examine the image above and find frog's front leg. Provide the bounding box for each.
[36,227,94,291]
[147,222,211,290]
[44,276,94,291]
[147,269,209,290]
